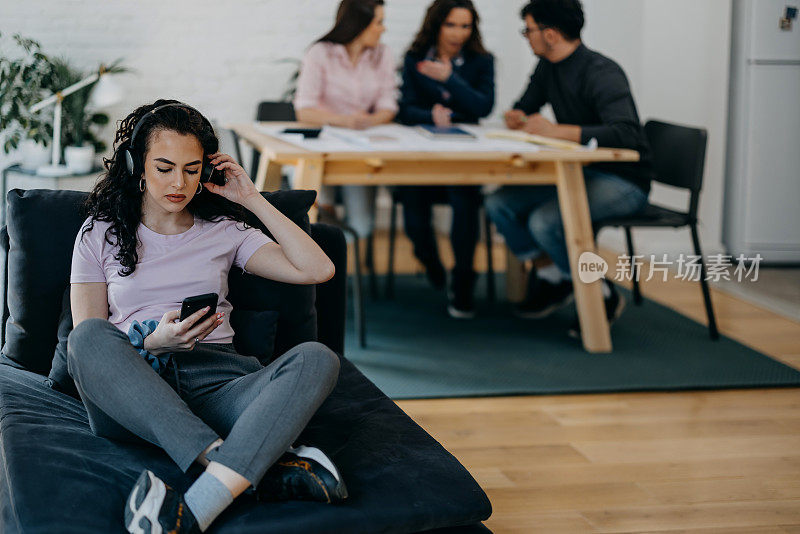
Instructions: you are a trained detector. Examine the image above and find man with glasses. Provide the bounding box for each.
[486,0,653,337]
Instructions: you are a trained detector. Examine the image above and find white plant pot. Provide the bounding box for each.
[64,145,95,174]
[20,140,51,171]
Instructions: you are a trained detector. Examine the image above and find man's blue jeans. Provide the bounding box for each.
[485,168,648,278]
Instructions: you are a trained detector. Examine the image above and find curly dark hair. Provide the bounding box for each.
[81,99,251,276]
[408,0,489,57]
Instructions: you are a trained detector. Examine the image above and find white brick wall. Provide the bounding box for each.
[2,0,731,256]
[2,0,523,135]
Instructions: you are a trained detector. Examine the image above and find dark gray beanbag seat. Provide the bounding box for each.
[0,189,491,533]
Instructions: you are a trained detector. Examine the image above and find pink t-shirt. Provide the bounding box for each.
[294,41,398,116]
[70,216,274,344]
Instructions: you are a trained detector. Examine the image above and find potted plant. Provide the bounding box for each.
[0,32,55,170]
[48,58,120,173]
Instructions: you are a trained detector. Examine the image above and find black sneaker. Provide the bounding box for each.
[124,470,199,534]
[514,275,574,319]
[422,259,446,290]
[256,445,348,504]
[447,269,476,319]
[568,282,627,339]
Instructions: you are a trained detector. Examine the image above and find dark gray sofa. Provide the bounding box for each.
[0,188,492,533]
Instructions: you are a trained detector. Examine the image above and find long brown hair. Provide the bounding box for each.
[317,0,384,45]
[408,0,489,57]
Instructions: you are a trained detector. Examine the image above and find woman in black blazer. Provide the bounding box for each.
[397,0,494,319]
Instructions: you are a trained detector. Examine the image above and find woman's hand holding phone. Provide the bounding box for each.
[143,307,225,355]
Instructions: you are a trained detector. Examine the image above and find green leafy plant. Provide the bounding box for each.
[0,32,125,156]
[0,32,55,153]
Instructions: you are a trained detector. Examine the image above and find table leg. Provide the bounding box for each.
[265,161,284,192]
[556,161,612,353]
[254,156,284,193]
[293,158,324,223]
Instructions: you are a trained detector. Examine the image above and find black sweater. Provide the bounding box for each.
[514,44,652,192]
[398,50,495,125]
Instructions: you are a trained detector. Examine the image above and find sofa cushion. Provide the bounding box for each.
[234,190,318,358]
[3,190,85,375]
[230,309,279,362]
[47,287,79,398]
[0,358,492,533]
[2,188,317,375]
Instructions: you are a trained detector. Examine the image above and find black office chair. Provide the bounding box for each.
[385,190,496,302]
[251,101,367,347]
[250,101,296,186]
[594,119,719,340]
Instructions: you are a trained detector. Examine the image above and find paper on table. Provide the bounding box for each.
[324,126,372,147]
[485,129,598,151]
[358,124,544,153]
[254,122,545,153]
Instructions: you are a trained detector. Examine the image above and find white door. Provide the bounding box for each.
[743,64,800,253]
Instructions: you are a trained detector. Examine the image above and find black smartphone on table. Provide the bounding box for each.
[179,293,219,324]
[281,127,322,138]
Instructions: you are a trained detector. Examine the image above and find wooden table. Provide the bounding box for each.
[229,122,640,353]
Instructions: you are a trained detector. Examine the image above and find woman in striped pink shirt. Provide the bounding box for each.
[294,0,398,239]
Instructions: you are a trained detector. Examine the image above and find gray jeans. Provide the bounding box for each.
[67,318,340,487]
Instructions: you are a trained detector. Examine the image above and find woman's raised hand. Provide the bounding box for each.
[417,60,452,82]
[204,153,261,206]
[143,307,225,355]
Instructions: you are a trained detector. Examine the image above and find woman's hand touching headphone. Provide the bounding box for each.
[204,153,261,207]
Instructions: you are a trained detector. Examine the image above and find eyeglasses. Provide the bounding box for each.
[520,26,547,37]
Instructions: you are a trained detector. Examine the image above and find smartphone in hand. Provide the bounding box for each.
[179,293,219,324]
[201,165,227,186]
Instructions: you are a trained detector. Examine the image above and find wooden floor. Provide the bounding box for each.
[351,233,800,533]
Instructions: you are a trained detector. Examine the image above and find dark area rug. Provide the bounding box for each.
[346,274,800,399]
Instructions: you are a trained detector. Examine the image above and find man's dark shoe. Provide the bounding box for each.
[447,269,476,319]
[422,258,446,290]
[256,445,348,504]
[124,470,199,534]
[514,272,574,319]
[568,281,626,339]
